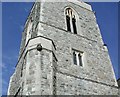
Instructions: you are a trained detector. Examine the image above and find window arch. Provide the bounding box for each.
[65,7,79,34]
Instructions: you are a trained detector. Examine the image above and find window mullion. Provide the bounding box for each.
[70,16,73,33]
[76,52,79,66]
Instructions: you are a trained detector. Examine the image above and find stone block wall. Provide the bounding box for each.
[22,49,53,95]
[8,1,118,95]
[37,1,118,95]
[37,22,117,87]
[56,73,118,95]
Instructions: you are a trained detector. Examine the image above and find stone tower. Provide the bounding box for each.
[8,0,118,95]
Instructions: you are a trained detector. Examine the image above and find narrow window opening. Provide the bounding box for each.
[72,17,77,34]
[21,63,23,77]
[66,15,71,32]
[78,53,82,66]
[73,51,77,65]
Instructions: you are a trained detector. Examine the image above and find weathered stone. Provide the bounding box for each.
[8,0,118,96]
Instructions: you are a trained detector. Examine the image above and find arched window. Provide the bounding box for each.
[66,15,71,32]
[65,8,78,34]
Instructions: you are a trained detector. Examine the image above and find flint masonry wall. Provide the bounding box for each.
[23,49,53,95]
[37,1,118,95]
[37,23,118,95]
[8,1,118,95]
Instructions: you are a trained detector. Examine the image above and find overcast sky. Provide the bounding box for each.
[2,2,118,95]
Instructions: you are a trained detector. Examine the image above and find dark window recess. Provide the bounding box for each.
[66,15,71,32]
[72,18,77,34]
[78,53,82,66]
[21,64,23,77]
[21,70,22,77]
[73,51,77,65]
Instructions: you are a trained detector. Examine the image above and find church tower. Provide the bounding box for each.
[8,0,118,95]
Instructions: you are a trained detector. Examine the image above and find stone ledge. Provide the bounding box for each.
[38,21,100,44]
[56,70,119,89]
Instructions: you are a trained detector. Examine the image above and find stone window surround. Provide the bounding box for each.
[65,7,77,34]
[72,49,83,67]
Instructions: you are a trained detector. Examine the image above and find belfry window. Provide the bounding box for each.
[65,8,77,34]
[72,49,83,66]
